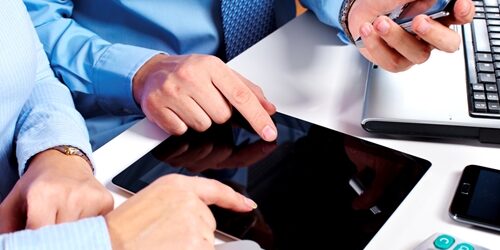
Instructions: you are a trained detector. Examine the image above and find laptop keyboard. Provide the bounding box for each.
[464,0,500,117]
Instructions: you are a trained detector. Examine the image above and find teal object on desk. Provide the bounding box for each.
[434,234,455,249]
[414,233,489,250]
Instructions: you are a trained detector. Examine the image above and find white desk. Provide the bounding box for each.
[94,12,500,249]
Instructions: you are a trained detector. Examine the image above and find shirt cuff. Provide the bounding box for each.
[16,81,94,175]
[300,0,350,44]
[2,216,112,250]
[93,43,162,115]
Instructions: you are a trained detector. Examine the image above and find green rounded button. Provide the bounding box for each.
[434,234,455,249]
[454,243,475,250]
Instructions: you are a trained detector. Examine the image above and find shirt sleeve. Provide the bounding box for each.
[14,34,94,175]
[24,0,161,115]
[300,0,350,43]
[0,216,112,250]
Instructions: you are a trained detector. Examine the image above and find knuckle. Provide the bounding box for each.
[192,118,212,132]
[252,84,264,95]
[27,183,56,201]
[232,87,252,105]
[174,63,195,82]
[100,191,114,209]
[385,56,410,73]
[364,41,377,52]
[186,237,206,250]
[414,49,431,64]
[184,196,202,210]
[160,82,182,98]
[205,179,225,194]
[213,107,232,124]
[437,33,460,53]
[142,95,159,113]
[157,174,192,193]
[447,40,460,53]
[249,110,269,127]
[167,123,188,135]
[201,54,223,66]
[384,62,400,73]
[158,174,184,186]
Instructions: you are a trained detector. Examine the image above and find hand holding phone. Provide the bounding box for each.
[355,0,456,47]
[392,0,456,32]
[449,165,500,232]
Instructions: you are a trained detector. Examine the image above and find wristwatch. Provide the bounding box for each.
[51,145,94,172]
[339,0,357,43]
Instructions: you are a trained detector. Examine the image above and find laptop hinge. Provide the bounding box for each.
[479,128,500,143]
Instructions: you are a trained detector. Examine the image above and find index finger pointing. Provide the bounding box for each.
[211,65,277,142]
[189,177,257,212]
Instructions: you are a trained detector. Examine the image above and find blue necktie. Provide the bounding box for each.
[221,0,276,61]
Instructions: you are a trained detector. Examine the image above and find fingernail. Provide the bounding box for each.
[416,18,431,34]
[244,197,258,209]
[262,125,277,141]
[458,1,471,16]
[360,23,372,38]
[375,19,390,35]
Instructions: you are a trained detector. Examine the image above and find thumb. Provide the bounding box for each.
[190,177,257,212]
[349,0,418,39]
[0,186,26,233]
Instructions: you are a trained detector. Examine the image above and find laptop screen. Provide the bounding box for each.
[112,112,431,249]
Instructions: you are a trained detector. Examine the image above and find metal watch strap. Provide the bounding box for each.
[51,145,94,172]
[339,0,357,44]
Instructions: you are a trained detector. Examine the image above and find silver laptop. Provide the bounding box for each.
[362,1,500,143]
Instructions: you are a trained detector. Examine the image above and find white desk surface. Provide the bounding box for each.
[94,12,500,249]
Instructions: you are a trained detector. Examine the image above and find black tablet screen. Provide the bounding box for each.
[112,112,431,249]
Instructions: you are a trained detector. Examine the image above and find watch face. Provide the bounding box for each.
[52,145,93,171]
[65,146,79,155]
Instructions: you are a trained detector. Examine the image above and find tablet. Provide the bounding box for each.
[112,112,431,249]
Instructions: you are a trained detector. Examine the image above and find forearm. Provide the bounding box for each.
[0,217,112,250]
[15,40,93,175]
[25,0,161,115]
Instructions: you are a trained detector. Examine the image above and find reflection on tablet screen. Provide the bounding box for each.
[112,112,431,249]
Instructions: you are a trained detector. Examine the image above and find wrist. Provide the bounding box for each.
[27,148,93,175]
[132,53,166,105]
[339,0,357,43]
[51,145,93,173]
[105,212,127,250]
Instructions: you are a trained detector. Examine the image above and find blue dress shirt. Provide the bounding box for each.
[24,0,345,149]
[0,0,111,248]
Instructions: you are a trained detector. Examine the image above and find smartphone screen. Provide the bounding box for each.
[449,165,500,232]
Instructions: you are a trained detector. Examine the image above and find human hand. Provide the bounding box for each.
[105,174,257,250]
[348,0,475,72]
[133,54,278,142]
[0,149,113,232]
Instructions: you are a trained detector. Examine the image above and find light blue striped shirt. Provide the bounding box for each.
[0,0,111,248]
[24,0,344,150]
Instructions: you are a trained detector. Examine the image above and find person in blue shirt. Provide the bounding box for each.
[24,0,475,150]
[0,0,257,249]
[0,0,112,235]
